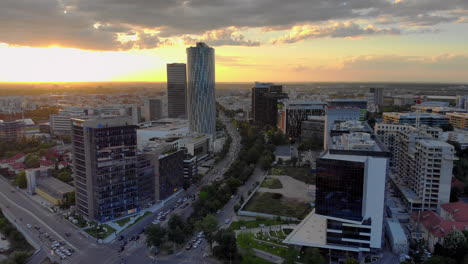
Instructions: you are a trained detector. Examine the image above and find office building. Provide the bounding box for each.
[142,146,185,201]
[143,98,162,122]
[327,99,367,120]
[251,82,288,127]
[71,116,140,221]
[187,43,216,142]
[167,63,187,118]
[446,112,468,130]
[447,130,468,149]
[366,88,384,112]
[277,100,325,138]
[456,95,468,109]
[183,154,198,180]
[324,107,362,149]
[284,121,389,261]
[0,120,25,140]
[382,112,449,128]
[301,116,325,144]
[375,124,454,213]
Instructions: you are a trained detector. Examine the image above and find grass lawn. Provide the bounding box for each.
[229,218,296,231]
[114,216,132,227]
[118,211,152,234]
[84,224,116,239]
[244,192,310,219]
[283,228,293,235]
[260,178,283,189]
[271,166,315,184]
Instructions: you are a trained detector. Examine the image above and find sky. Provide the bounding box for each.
[0,0,468,83]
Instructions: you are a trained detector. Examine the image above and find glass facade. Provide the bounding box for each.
[167,63,187,118]
[316,158,364,221]
[186,43,216,140]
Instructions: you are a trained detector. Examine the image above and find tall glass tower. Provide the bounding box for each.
[186,42,216,143]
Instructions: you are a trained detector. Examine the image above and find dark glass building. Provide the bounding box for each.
[167,63,187,119]
[251,82,288,127]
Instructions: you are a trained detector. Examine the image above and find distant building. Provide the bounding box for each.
[366,88,384,112]
[284,121,389,262]
[446,112,468,130]
[456,95,468,109]
[324,107,362,149]
[0,120,25,140]
[411,105,466,115]
[327,99,367,120]
[187,43,216,143]
[251,82,288,127]
[143,98,162,122]
[382,112,449,128]
[393,95,415,106]
[35,176,74,206]
[447,130,468,149]
[167,63,187,118]
[71,116,140,221]
[301,116,325,145]
[277,100,325,138]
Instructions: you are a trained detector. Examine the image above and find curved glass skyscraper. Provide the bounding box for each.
[186,42,216,143]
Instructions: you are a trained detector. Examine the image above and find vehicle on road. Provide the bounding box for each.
[118,236,124,241]
[224,219,230,225]
[216,209,221,214]
[118,246,124,253]
[186,243,192,250]
[26,224,32,228]
[65,232,71,237]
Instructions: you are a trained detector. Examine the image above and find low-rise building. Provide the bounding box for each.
[382,112,449,128]
[35,177,74,206]
[446,112,468,130]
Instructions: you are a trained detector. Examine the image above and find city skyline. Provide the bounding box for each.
[0,1,468,83]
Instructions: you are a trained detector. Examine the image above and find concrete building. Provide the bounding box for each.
[71,116,140,221]
[183,154,198,181]
[251,82,288,127]
[382,112,450,128]
[385,218,409,255]
[376,124,455,213]
[324,107,362,149]
[301,116,325,144]
[277,100,325,138]
[327,99,367,120]
[143,98,162,122]
[366,88,384,113]
[456,95,468,109]
[0,120,25,140]
[167,63,187,118]
[447,130,468,149]
[411,105,466,115]
[36,177,74,206]
[393,95,415,106]
[187,43,216,143]
[284,121,389,262]
[446,112,468,130]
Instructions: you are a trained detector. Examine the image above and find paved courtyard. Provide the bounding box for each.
[257,175,314,203]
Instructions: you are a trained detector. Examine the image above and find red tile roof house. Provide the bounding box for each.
[8,162,25,174]
[58,161,70,170]
[410,202,468,252]
[39,160,55,169]
[0,153,26,169]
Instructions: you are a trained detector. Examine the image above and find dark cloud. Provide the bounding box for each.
[0,0,467,50]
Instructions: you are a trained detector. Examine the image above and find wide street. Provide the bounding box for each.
[0,113,243,264]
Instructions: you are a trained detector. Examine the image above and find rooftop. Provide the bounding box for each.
[383,112,449,119]
[441,202,468,222]
[410,210,468,238]
[37,177,74,197]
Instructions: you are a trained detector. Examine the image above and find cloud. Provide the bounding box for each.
[271,22,400,44]
[183,27,260,47]
[1,0,468,50]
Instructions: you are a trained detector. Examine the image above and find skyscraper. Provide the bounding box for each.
[251,82,288,127]
[143,98,162,121]
[167,63,187,118]
[71,116,141,221]
[186,43,216,142]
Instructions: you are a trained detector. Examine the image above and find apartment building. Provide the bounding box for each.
[277,100,325,138]
[382,112,449,128]
[446,112,468,130]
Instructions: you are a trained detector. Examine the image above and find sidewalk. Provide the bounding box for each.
[101,189,185,243]
[253,249,284,264]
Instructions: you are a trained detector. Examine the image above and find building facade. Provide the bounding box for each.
[446,112,468,130]
[284,121,389,262]
[301,116,325,144]
[71,116,140,221]
[327,99,368,120]
[382,112,450,128]
[167,63,187,118]
[186,43,216,142]
[277,100,325,138]
[143,98,162,122]
[251,82,288,127]
[0,120,25,140]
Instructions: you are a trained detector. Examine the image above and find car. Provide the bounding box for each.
[152,220,160,225]
[224,219,230,224]
[191,196,196,201]
[186,243,192,250]
[65,232,71,237]
[134,235,140,241]
[39,230,44,234]
[68,248,75,253]
[118,236,125,241]
[34,225,40,229]
[64,250,72,256]
[140,228,145,234]
[192,244,198,249]
[26,224,32,228]
[118,246,125,252]
[55,249,61,255]
[216,209,221,214]
[59,241,65,246]
[52,246,57,250]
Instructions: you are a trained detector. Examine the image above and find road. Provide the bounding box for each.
[0,114,241,264]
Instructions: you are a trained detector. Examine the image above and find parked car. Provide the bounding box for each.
[118,236,125,241]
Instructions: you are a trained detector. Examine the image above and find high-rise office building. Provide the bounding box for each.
[186,43,216,142]
[277,100,325,138]
[71,116,141,221]
[167,63,187,118]
[143,98,162,122]
[284,121,389,262]
[251,82,288,127]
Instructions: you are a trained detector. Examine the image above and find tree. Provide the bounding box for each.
[24,154,40,169]
[291,156,298,167]
[213,230,239,262]
[145,225,167,248]
[423,256,457,264]
[168,226,185,245]
[16,171,27,189]
[195,214,218,251]
[443,230,467,251]
[344,258,359,264]
[168,214,185,231]
[304,248,325,264]
[7,251,31,264]
[57,171,73,183]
